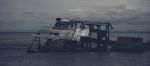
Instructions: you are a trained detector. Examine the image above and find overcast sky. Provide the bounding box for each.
[0,0,150,32]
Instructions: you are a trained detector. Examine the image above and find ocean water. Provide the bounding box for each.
[0,49,150,66]
[0,32,150,66]
[0,32,33,45]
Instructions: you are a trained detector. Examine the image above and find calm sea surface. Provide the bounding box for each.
[0,32,150,66]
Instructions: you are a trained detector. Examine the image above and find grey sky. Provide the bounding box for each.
[0,0,150,32]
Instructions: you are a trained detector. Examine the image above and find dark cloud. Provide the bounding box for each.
[0,0,150,32]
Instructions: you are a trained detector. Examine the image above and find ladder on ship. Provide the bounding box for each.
[26,30,55,52]
[26,31,42,52]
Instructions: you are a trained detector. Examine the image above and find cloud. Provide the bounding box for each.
[0,0,150,31]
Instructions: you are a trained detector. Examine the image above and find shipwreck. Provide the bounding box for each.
[27,17,144,52]
[27,17,114,52]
